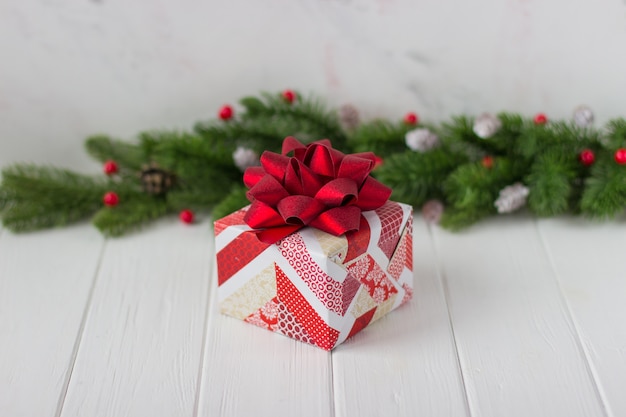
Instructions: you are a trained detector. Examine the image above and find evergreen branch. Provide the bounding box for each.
[166,187,236,211]
[262,92,346,142]
[195,92,347,153]
[243,92,347,149]
[348,120,413,156]
[444,158,525,213]
[439,207,492,231]
[441,115,505,157]
[150,132,238,176]
[604,118,626,149]
[85,135,146,171]
[2,91,626,236]
[92,193,171,236]
[239,96,268,117]
[0,165,107,232]
[375,148,468,207]
[581,153,626,218]
[525,150,579,216]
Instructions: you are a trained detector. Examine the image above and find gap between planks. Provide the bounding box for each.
[330,216,469,417]
[62,220,214,417]
[429,215,606,416]
[54,239,108,417]
[195,239,333,417]
[192,258,217,417]
[534,220,613,417]
[0,224,106,417]
[426,222,473,417]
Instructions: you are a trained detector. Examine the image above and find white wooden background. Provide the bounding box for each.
[3,0,626,172]
[1,213,625,417]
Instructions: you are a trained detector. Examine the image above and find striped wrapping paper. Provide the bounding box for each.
[214,201,413,350]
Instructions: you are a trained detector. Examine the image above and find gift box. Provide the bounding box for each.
[214,201,413,350]
[214,137,413,350]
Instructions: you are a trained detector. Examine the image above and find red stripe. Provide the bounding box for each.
[216,231,270,286]
[344,215,370,264]
[405,216,413,272]
[347,307,377,340]
[213,208,247,236]
[275,264,340,350]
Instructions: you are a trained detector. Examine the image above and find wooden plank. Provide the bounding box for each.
[332,216,470,417]
[196,267,333,417]
[431,216,607,417]
[0,225,105,417]
[537,218,626,416]
[58,219,213,417]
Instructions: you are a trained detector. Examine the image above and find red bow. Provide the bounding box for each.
[243,137,392,244]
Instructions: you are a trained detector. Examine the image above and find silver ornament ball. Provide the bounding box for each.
[233,146,259,172]
[494,182,530,214]
[473,113,502,139]
[405,128,439,152]
[573,106,594,127]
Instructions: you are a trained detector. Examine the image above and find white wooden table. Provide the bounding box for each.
[1,214,624,417]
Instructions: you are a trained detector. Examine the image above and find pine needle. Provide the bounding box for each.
[0,164,107,232]
[92,194,170,236]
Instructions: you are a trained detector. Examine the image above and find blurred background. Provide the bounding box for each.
[1,0,625,172]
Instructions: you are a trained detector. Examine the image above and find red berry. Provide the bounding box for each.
[179,209,194,224]
[615,148,626,164]
[579,149,595,166]
[534,113,548,125]
[218,105,233,120]
[404,112,418,125]
[282,89,296,104]
[103,160,118,175]
[481,155,494,169]
[103,191,119,207]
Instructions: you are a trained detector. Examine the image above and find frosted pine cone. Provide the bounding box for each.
[473,113,502,139]
[339,104,360,131]
[494,183,529,214]
[233,146,259,172]
[422,199,444,224]
[405,128,439,152]
[573,106,594,127]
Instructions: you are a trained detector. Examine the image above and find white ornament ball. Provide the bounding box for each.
[473,113,502,139]
[494,182,530,214]
[422,199,444,224]
[233,146,259,172]
[405,128,439,152]
[573,106,594,127]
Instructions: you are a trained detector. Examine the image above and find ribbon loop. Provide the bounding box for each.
[246,174,289,206]
[260,152,290,182]
[277,195,326,225]
[315,178,358,207]
[243,137,391,243]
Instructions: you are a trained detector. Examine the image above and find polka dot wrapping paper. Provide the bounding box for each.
[214,201,413,350]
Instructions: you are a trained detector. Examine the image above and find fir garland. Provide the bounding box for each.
[1,90,626,236]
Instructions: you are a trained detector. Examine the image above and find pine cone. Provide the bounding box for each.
[140,164,175,195]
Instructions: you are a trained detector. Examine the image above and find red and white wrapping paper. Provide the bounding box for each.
[214,201,413,350]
